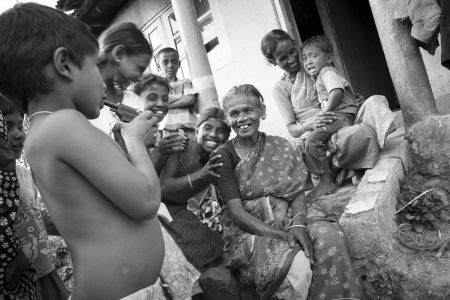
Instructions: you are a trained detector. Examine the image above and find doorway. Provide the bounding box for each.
[289,0,399,109]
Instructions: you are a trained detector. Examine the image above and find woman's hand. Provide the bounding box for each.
[158,132,188,154]
[288,227,314,264]
[196,154,223,181]
[303,111,340,130]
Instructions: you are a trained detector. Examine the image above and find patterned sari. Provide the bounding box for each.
[221,133,364,299]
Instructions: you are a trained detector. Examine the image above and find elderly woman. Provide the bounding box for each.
[214,84,364,300]
[160,108,231,270]
[261,29,396,199]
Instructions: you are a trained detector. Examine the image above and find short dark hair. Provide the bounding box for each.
[196,107,231,140]
[261,29,295,65]
[300,35,333,55]
[156,47,179,61]
[0,94,21,116]
[0,3,99,112]
[98,22,152,67]
[133,73,171,96]
[222,84,265,111]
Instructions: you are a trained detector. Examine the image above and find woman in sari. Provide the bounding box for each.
[159,107,231,270]
[261,29,396,199]
[214,84,364,300]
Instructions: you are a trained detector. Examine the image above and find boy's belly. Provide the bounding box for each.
[69,218,164,300]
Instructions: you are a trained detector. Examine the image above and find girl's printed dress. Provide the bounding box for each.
[0,110,39,300]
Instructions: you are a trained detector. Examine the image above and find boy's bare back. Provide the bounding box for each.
[0,4,164,299]
[26,110,164,299]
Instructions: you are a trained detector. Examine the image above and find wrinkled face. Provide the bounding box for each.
[139,83,170,121]
[118,53,151,83]
[158,52,180,78]
[273,39,300,75]
[225,95,265,141]
[301,44,332,76]
[74,54,107,119]
[4,112,25,159]
[196,118,229,154]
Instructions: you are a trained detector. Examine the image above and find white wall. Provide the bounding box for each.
[420,36,450,100]
[208,0,287,136]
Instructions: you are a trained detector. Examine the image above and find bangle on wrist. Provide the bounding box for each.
[297,122,305,134]
[286,224,307,230]
[187,174,194,189]
[291,211,306,222]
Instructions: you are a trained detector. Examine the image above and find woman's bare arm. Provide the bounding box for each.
[160,154,221,204]
[226,198,288,240]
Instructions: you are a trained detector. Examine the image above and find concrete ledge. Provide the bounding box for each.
[340,129,410,256]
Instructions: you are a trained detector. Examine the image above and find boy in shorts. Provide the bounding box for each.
[157,47,198,137]
[0,3,164,299]
[300,36,358,199]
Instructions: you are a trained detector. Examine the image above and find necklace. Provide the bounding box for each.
[234,137,254,159]
[28,111,53,121]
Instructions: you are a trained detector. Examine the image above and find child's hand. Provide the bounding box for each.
[5,251,30,289]
[197,154,222,181]
[121,111,159,147]
[158,132,188,154]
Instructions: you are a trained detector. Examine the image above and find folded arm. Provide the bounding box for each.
[226,198,288,240]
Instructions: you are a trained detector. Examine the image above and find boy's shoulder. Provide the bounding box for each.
[319,66,340,77]
[26,109,98,154]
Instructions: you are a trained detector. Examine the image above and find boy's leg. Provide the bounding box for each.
[305,117,349,199]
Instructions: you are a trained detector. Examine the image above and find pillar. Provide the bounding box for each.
[171,0,219,112]
[368,0,438,128]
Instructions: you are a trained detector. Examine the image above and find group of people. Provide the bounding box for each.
[0,3,398,300]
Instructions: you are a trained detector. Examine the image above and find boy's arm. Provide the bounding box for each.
[169,79,198,109]
[324,89,343,111]
[39,110,161,220]
[169,94,197,109]
[320,67,347,112]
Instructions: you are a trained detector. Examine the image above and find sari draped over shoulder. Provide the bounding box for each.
[222,133,308,298]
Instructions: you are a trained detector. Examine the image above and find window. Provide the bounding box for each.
[142,0,227,78]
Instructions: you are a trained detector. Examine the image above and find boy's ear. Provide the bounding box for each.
[111,45,125,62]
[327,53,333,64]
[53,47,75,80]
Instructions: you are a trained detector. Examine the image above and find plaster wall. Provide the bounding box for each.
[420,36,450,100]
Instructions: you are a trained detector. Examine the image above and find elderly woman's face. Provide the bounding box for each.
[225,95,264,141]
[273,39,300,74]
[196,117,229,153]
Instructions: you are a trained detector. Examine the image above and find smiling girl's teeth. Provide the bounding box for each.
[205,140,218,147]
[239,125,249,129]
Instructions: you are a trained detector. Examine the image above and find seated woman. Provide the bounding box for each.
[261,29,396,198]
[214,84,364,300]
[159,108,231,270]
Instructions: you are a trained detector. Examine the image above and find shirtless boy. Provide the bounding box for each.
[0,4,164,299]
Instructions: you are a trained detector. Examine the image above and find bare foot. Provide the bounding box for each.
[307,180,336,200]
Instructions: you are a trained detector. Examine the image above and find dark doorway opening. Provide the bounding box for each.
[289,0,400,109]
